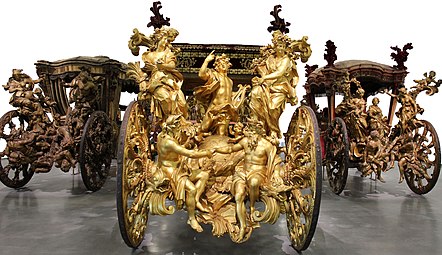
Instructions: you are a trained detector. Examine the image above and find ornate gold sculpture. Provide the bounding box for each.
[250,31,311,143]
[195,51,249,136]
[128,26,187,122]
[117,8,321,252]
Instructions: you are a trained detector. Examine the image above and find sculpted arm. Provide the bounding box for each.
[143,52,176,72]
[215,142,244,154]
[382,88,397,98]
[199,50,215,80]
[166,139,212,158]
[261,57,291,81]
[157,55,177,71]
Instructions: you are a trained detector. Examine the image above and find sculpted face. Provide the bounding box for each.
[157,36,168,50]
[372,97,379,105]
[214,55,231,73]
[275,42,286,56]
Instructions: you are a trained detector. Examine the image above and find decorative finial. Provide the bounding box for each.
[390,43,413,70]
[147,1,170,29]
[267,5,291,34]
[305,64,318,77]
[324,40,337,67]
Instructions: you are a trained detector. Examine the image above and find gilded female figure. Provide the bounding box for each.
[249,31,310,143]
[129,26,188,122]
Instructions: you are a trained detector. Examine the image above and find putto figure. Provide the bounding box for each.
[155,115,212,232]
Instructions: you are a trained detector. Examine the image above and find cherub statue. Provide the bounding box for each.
[155,115,213,232]
[361,130,385,182]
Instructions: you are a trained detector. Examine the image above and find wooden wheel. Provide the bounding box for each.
[284,105,322,252]
[117,101,154,248]
[0,110,34,188]
[79,111,113,191]
[405,120,441,194]
[325,117,349,195]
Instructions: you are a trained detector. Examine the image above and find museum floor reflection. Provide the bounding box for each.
[0,162,441,255]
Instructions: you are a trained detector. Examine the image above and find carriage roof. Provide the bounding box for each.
[35,56,135,118]
[305,60,408,97]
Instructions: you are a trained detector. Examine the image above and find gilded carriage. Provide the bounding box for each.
[116,3,322,252]
[304,41,441,195]
[0,56,135,191]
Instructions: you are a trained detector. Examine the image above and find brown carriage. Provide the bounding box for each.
[304,41,441,195]
[0,56,135,191]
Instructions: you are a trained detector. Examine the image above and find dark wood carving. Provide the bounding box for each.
[147,1,170,29]
[305,64,318,77]
[267,5,290,34]
[324,40,337,67]
[390,43,413,70]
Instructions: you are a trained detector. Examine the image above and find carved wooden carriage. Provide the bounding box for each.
[0,56,135,191]
[115,3,322,252]
[304,41,441,195]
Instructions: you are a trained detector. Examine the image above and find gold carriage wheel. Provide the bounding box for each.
[0,110,34,188]
[405,120,441,194]
[116,100,153,248]
[325,117,349,195]
[79,110,113,192]
[284,105,322,252]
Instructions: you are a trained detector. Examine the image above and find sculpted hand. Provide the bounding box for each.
[155,59,164,69]
[205,50,216,63]
[288,96,298,106]
[205,149,215,158]
[271,175,284,186]
[252,76,264,86]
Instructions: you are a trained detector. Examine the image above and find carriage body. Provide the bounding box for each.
[0,56,132,191]
[116,18,323,251]
[304,49,441,195]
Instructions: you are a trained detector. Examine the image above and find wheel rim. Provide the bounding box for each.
[117,101,152,248]
[0,110,34,188]
[0,160,33,188]
[284,105,322,252]
[325,117,349,195]
[79,111,113,192]
[404,120,441,194]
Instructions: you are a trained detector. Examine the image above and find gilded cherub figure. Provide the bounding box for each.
[361,130,385,182]
[156,115,213,232]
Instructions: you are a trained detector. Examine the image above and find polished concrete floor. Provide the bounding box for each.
[0,160,441,255]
